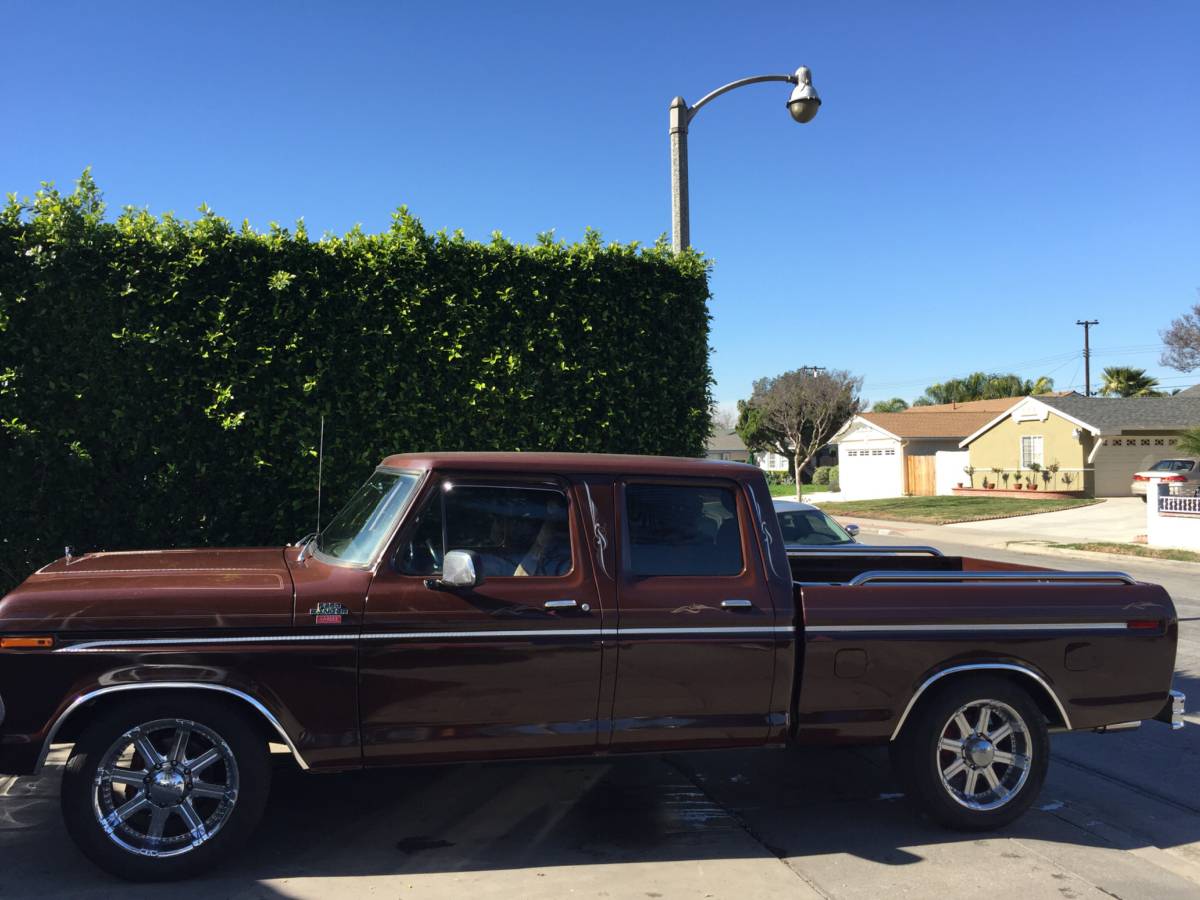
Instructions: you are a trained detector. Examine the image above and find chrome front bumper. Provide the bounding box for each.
[1157,690,1186,730]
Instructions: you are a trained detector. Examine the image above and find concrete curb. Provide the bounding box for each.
[1004,541,1200,573]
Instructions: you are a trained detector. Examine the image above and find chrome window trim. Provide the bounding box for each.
[787,545,944,557]
[310,467,429,572]
[34,682,309,774]
[889,662,1072,741]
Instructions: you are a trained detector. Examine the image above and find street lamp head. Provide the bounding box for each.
[787,66,820,123]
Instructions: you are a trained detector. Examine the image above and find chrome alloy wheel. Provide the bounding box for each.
[936,699,1032,811]
[91,718,239,858]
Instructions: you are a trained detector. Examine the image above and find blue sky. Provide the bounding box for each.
[5,1,1198,407]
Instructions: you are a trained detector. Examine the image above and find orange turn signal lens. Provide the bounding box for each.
[0,636,54,649]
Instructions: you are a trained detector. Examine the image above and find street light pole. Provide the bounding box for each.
[669,67,820,252]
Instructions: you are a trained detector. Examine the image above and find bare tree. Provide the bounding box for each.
[1161,298,1200,372]
[708,403,738,437]
[749,369,862,500]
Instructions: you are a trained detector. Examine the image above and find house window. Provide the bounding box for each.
[1020,436,1044,468]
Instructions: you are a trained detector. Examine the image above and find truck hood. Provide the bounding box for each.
[0,548,296,632]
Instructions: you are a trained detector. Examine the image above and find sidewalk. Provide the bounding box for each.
[833,513,1199,572]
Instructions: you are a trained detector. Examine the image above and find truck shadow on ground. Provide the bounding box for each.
[3,726,1198,895]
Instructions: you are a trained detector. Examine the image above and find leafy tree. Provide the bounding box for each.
[1099,366,1162,397]
[745,369,862,500]
[1161,298,1200,372]
[916,372,1055,405]
[1176,427,1200,458]
[871,397,909,412]
[735,400,791,472]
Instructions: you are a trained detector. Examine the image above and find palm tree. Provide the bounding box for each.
[1099,366,1162,397]
[1178,427,1200,457]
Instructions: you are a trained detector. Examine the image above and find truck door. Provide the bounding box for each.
[608,478,779,750]
[359,474,606,764]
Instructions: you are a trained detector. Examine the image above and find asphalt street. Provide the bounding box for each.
[1,537,1197,898]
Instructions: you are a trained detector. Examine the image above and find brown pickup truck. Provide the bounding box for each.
[0,452,1186,880]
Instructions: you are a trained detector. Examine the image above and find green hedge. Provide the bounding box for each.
[0,173,713,590]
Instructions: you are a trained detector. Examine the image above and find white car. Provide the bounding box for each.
[772,498,859,548]
[1131,458,1199,500]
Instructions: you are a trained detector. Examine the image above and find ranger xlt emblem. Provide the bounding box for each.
[309,602,349,624]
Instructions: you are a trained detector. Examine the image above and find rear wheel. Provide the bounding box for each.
[61,696,272,880]
[891,676,1049,830]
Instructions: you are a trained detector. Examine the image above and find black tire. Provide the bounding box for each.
[61,695,272,881]
[891,675,1049,831]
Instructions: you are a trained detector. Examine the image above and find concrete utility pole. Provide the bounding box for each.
[670,67,820,252]
[1076,320,1099,396]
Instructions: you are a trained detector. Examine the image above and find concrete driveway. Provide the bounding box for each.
[947,496,1146,544]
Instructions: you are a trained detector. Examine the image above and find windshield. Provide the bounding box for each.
[777,508,854,545]
[316,470,421,565]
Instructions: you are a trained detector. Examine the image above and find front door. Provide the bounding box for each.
[608,478,779,750]
[359,474,605,764]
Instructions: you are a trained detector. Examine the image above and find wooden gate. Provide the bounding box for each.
[905,455,937,496]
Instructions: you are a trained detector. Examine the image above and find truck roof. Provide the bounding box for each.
[378,451,762,480]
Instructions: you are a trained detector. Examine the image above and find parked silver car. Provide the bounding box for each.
[772,498,859,548]
[1131,458,1200,500]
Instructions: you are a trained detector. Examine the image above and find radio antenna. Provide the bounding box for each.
[315,414,325,535]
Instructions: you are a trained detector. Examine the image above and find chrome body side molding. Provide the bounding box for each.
[889,662,1072,741]
[34,682,309,773]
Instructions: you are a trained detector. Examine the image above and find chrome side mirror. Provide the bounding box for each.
[845,524,861,539]
[438,549,484,590]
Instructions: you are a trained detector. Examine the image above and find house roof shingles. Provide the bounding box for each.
[856,411,998,440]
[1177,384,1200,398]
[1037,396,1200,432]
[706,430,748,454]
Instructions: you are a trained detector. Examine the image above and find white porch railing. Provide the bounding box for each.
[1160,494,1200,516]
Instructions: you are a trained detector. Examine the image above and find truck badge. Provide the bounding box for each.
[309,602,349,625]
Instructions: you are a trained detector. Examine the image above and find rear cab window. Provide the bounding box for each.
[624,483,744,576]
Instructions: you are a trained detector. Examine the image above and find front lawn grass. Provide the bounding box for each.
[1051,542,1200,564]
[816,496,1100,525]
[770,483,837,497]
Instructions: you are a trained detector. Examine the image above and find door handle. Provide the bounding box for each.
[721,598,754,610]
[544,599,592,612]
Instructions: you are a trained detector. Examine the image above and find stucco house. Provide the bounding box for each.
[832,411,997,499]
[960,395,1200,496]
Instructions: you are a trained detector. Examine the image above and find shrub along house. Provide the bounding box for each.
[959,395,1200,497]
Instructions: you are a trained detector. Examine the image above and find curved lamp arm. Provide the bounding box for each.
[687,73,798,123]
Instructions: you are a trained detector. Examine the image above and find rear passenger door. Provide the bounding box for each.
[608,478,779,750]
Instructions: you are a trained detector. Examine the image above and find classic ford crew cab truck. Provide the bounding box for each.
[0,453,1186,879]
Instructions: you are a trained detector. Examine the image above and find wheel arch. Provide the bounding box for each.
[36,682,309,773]
[890,662,1070,742]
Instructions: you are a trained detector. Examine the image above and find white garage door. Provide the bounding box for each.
[1094,435,1181,497]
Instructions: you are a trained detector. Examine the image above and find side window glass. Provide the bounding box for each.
[625,484,743,576]
[444,486,572,578]
[397,493,444,576]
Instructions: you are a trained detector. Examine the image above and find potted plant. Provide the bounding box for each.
[1027,462,1041,490]
[1045,461,1060,491]
[1026,475,1038,490]
[990,467,1003,490]
[1001,471,1011,489]
[963,465,975,489]
[1061,471,1074,490]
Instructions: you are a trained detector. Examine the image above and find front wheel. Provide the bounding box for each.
[891,676,1049,830]
[60,696,272,881]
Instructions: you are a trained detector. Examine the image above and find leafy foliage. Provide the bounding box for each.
[1177,427,1200,458]
[0,173,713,590]
[871,397,909,412]
[744,368,862,497]
[1098,366,1162,397]
[914,372,1054,405]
